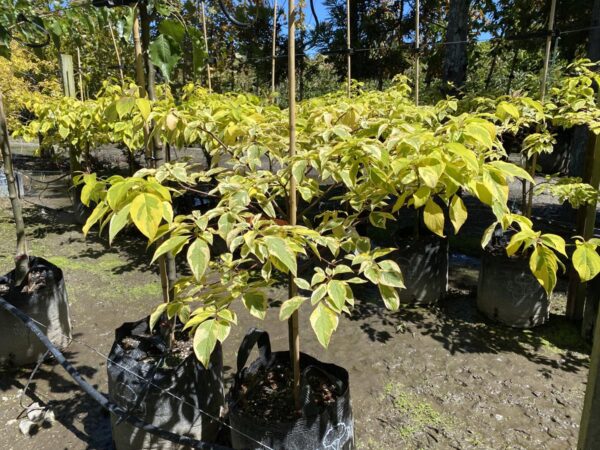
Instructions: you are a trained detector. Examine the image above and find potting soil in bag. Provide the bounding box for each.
[107,318,224,450]
[0,256,72,366]
[229,328,354,450]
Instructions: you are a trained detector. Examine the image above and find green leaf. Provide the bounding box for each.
[327,280,347,312]
[423,198,445,237]
[130,193,163,239]
[572,244,600,282]
[413,186,431,208]
[152,235,189,263]
[158,19,185,42]
[292,160,307,183]
[187,238,210,282]
[279,296,307,320]
[242,291,268,320]
[109,204,131,244]
[310,303,339,348]
[149,303,167,331]
[83,203,108,236]
[379,284,400,310]
[418,161,443,189]
[449,195,468,234]
[489,161,534,183]
[294,278,311,290]
[496,101,520,120]
[116,97,135,118]
[149,35,181,82]
[465,123,494,149]
[264,236,297,276]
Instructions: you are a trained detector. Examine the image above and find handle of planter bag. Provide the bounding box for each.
[236,328,272,374]
[299,365,345,414]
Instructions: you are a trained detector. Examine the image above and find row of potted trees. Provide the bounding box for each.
[4,61,600,448]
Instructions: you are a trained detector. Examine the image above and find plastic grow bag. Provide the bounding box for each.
[477,251,549,328]
[0,256,72,366]
[228,328,354,450]
[392,235,449,305]
[107,318,224,450]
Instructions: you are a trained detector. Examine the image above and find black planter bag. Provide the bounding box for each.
[477,251,549,328]
[107,318,224,450]
[229,328,354,450]
[0,256,72,366]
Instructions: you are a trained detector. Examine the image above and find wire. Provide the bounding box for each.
[10,308,274,450]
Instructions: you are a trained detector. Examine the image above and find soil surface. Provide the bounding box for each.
[0,143,596,449]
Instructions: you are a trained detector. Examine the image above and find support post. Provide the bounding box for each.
[526,0,556,217]
[578,266,600,449]
[60,54,76,98]
[108,17,125,85]
[201,1,212,92]
[415,0,420,105]
[76,48,84,100]
[287,0,301,412]
[346,0,351,96]
[271,0,278,95]
[0,91,29,285]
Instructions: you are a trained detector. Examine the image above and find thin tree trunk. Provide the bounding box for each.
[442,0,471,95]
[0,91,29,285]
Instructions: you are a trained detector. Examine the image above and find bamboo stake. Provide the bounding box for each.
[415,0,420,105]
[271,0,278,95]
[0,91,29,285]
[526,0,556,217]
[346,0,351,96]
[132,11,146,96]
[201,1,212,92]
[76,48,84,100]
[287,0,301,412]
[107,17,125,85]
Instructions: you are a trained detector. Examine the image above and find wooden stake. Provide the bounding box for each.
[287,0,301,412]
[76,48,84,100]
[132,11,147,96]
[60,54,76,98]
[271,0,278,95]
[107,17,125,85]
[526,0,556,217]
[415,0,420,105]
[346,0,351,96]
[0,91,29,285]
[201,1,212,92]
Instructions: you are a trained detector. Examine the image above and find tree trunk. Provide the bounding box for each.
[0,91,29,285]
[442,0,471,95]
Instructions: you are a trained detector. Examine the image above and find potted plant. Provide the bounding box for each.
[0,91,72,366]
[475,61,600,327]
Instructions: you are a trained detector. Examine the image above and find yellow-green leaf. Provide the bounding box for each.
[310,302,339,348]
[449,195,468,234]
[423,198,445,237]
[242,291,268,320]
[264,236,297,276]
[187,238,210,281]
[136,98,151,121]
[279,296,307,321]
[152,235,189,264]
[129,193,163,239]
[572,243,600,282]
[109,204,131,244]
[529,246,558,294]
[327,280,347,312]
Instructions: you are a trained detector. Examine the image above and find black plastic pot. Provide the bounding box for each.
[229,329,354,450]
[477,250,549,328]
[582,276,600,343]
[391,235,449,305]
[0,257,72,366]
[538,128,572,175]
[107,318,224,450]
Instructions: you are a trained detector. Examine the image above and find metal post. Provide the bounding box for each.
[287,0,300,412]
[201,1,212,92]
[415,0,420,105]
[346,0,351,96]
[271,0,278,95]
